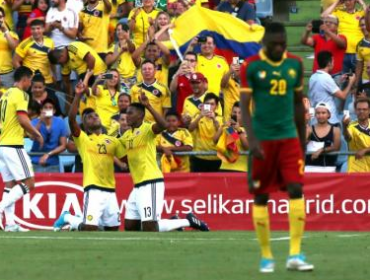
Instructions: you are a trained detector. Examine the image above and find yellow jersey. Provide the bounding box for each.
[0,0,14,30]
[128,7,160,47]
[196,54,229,96]
[0,31,18,75]
[137,57,169,87]
[332,9,365,54]
[193,115,223,160]
[0,87,29,146]
[347,120,370,172]
[131,80,171,122]
[15,37,55,84]
[356,38,370,81]
[79,2,110,53]
[156,128,193,172]
[74,130,125,190]
[110,0,125,27]
[223,77,240,121]
[182,93,223,120]
[95,84,119,129]
[107,43,137,79]
[61,41,107,76]
[119,122,163,187]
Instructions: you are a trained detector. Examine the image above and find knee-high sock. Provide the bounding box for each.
[2,188,16,226]
[289,198,306,256]
[64,213,83,230]
[253,205,273,259]
[158,219,190,232]
[0,184,29,212]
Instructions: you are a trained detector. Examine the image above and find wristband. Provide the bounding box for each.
[47,152,52,156]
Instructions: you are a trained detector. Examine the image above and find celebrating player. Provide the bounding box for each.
[240,22,314,273]
[0,66,44,231]
[53,81,125,231]
[120,91,209,232]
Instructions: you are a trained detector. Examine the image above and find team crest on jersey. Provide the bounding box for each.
[175,141,181,147]
[94,10,100,17]
[288,69,296,78]
[153,89,159,96]
[258,71,266,79]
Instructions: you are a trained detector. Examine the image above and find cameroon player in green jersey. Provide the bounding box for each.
[240,22,314,273]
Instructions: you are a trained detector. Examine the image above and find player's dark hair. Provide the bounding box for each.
[82,108,95,118]
[232,101,240,108]
[41,98,55,108]
[14,66,33,82]
[130,103,146,116]
[32,71,45,84]
[48,48,64,64]
[184,51,197,61]
[30,19,45,27]
[204,92,219,105]
[165,111,180,119]
[141,59,156,68]
[317,51,332,69]
[264,22,286,36]
[355,97,370,109]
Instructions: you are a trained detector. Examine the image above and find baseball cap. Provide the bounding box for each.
[189,72,207,83]
[315,102,331,113]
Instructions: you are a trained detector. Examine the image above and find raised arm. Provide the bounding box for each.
[18,114,44,147]
[68,81,85,137]
[139,92,167,134]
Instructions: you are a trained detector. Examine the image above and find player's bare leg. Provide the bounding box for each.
[286,183,314,271]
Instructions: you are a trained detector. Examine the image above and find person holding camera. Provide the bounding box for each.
[322,0,367,74]
[309,51,356,125]
[30,98,68,173]
[301,15,346,75]
[92,69,121,130]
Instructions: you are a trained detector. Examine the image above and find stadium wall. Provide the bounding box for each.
[1,173,370,231]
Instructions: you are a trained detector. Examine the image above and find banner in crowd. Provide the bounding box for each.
[2,173,370,231]
[169,6,264,62]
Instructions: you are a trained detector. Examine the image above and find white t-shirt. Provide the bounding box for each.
[308,70,341,124]
[46,7,79,47]
[66,0,85,15]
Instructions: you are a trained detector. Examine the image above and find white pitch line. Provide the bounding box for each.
[337,234,364,238]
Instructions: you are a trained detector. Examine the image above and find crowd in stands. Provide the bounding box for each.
[2,0,370,173]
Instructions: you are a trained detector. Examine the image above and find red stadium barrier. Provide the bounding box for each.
[1,173,370,231]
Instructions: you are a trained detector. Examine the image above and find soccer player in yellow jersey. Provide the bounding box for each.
[78,0,111,55]
[120,92,209,232]
[156,112,193,172]
[131,60,171,123]
[53,81,126,231]
[0,7,19,88]
[14,20,55,85]
[0,66,44,232]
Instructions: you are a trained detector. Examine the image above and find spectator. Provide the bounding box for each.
[354,16,370,92]
[133,40,170,87]
[130,60,171,122]
[128,0,160,48]
[92,69,121,129]
[322,0,366,73]
[308,51,356,124]
[30,98,68,172]
[105,23,136,89]
[13,0,33,39]
[305,102,341,170]
[156,111,193,173]
[0,7,19,88]
[66,0,84,15]
[111,93,131,121]
[217,0,257,25]
[170,51,198,114]
[114,109,130,138]
[0,0,14,31]
[148,11,172,42]
[28,99,41,120]
[214,101,248,172]
[301,15,346,75]
[222,57,241,121]
[22,0,49,40]
[343,97,370,172]
[110,0,126,28]
[30,73,63,117]
[188,35,230,96]
[45,0,78,47]
[14,20,55,86]
[171,0,190,17]
[78,0,112,57]
[188,92,222,172]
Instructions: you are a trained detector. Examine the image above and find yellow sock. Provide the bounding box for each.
[289,198,306,256]
[252,205,273,259]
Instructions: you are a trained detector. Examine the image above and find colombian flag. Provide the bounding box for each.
[169,6,264,63]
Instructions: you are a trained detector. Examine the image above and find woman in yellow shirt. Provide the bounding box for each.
[92,69,121,129]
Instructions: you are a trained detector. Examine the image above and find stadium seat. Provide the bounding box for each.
[256,0,273,19]
[59,155,76,173]
[55,91,67,116]
[24,138,34,152]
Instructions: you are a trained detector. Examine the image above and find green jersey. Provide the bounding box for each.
[241,50,304,140]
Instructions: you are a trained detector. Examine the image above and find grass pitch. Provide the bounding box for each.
[0,231,369,280]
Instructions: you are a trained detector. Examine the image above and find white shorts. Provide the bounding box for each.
[125,180,165,222]
[83,188,121,227]
[0,147,34,182]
